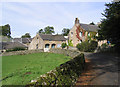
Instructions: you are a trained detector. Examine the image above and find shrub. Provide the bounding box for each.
[101,43,108,49]
[68,40,73,47]
[89,40,98,52]
[6,47,26,52]
[61,43,67,49]
[76,40,98,52]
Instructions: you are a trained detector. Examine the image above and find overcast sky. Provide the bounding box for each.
[1,0,113,38]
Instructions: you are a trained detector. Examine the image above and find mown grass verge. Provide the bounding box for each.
[2,52,71,85]
[26,53,85,86]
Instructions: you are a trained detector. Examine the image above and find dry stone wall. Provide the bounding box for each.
[2,49,43,56]
[49,48,81,58]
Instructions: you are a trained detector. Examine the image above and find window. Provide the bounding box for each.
[37,37,39,39]
[79,32,82,37]
[51,44,56,48]
[45,44,50,48]
[36,44,38,49]
[57,44,61,48]
[80,40,82,43]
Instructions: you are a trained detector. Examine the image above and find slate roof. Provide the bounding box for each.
[39,34,67,41]
[80,23,100,32]
[0,36,12,42]
[13,38,32,44]
[0,42,27,50]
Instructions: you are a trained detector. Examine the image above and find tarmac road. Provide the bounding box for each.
[83,52,120,85]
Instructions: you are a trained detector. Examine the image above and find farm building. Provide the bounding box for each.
[28,34,67,51]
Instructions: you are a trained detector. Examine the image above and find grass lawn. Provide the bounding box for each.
[2,52,71,85]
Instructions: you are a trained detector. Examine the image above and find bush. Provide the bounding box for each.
[6,47,26,52]
[61,43,67,49]
[68,40,73,47]
[90,40,98,52]
[76,40,98,52]
[101,43,108,49]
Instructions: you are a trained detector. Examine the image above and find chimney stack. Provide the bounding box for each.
[75,18,79,24]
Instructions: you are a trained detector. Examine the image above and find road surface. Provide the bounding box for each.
[76,52,120,86]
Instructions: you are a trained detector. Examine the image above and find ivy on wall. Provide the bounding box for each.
[75,25,85,41]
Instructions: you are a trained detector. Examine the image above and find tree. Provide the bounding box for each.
[44,26,55,34]
[21,33,31,38]
[0,24,11,38]
[89,22,95,25]
[98,1,120,50]
[38,26,55,34]
[39,29,44,34]
[62,28,70,36]
[61,43,67,49]
[97,29,105,40]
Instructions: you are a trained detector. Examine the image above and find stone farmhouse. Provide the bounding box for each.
[69,18,100,46]
[28,34,67,51]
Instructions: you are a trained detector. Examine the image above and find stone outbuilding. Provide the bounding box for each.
[0,42,28,52]
[13,38,32,46]
[28,34,67,51]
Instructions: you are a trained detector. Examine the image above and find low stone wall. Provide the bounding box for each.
[26,53,85,86]
[2,49,44,56]
[49,48,81,58]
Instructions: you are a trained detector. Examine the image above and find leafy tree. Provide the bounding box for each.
[98,1,120,50]
[97,29,105,40]
[38,26,55,34]
[39,29,44,34]
[44,26,55,34]
[21,33,31,38]
[0,24,11,38]
[89,22,95,25]
[62,28,70,36]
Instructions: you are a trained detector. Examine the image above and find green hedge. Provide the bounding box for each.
[26,53,85,86]
[6,47,26,52]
